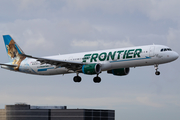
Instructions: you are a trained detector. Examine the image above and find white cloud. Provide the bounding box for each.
[0,19,55,54]
[23,32,54,52]
[17,0,47,10]
[63,0,180,22]
[167,28,180,47]
[136,96,163,107]
[71,39,134,49]
[1,0,180,22]
[147,0,180,21]
[71,40,98,47]
[0,92,132,108]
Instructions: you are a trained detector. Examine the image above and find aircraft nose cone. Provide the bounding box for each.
[173,51,179,60]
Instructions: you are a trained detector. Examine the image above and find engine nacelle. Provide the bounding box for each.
[107,68,130,76]
[82,63,101,75]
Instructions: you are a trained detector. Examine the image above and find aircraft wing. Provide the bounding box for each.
[21,54,86,71]
[0,63,17,67]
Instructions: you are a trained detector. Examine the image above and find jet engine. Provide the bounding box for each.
[82,63,101,75]
[107,68,130,76]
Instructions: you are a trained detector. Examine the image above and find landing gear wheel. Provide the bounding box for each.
[155,71,160,75]
[73,76,81,82]
[93,76,101,83]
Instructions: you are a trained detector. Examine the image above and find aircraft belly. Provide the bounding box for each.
[101,62,112,71]
[110,58,156,69]
[111,61,136,68]
[18,59,70,75]
[36,67,70,75]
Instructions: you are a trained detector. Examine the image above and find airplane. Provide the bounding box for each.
[0,35,179,83]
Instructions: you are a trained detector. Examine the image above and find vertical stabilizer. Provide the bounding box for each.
[2,35,26,70]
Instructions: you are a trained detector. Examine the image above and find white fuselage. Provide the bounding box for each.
[2,45,179,75]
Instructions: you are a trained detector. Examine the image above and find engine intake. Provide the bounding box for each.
[82,63,101,75]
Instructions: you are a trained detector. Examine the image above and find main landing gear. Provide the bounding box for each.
[73,74,101,83]
[154,64,160,75]
[93,75,101,83]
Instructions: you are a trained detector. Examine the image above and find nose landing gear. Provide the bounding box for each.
[154,64,160,75]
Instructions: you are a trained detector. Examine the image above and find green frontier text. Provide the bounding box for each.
[83,49,142,62]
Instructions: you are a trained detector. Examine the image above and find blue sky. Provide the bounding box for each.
[0,0,180,120]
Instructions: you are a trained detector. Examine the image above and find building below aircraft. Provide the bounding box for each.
[0,103,115,120]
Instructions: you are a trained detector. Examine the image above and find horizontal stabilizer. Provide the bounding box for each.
[0,63,17,67]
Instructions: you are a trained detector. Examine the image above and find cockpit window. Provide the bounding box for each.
[160,48,172,52]
[167,48,172,51]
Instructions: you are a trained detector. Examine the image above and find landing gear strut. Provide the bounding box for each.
[93,75,101,83]
[73,74,81,83]
[154,64,160,75]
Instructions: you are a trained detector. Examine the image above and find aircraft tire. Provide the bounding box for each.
[93,76,101,83]
[73,76,81,82]
[155,71,160,75]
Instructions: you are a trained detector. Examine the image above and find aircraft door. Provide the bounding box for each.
[149,46,155,57]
